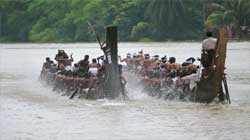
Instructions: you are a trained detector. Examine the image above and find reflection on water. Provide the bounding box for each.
[0,42,250,140]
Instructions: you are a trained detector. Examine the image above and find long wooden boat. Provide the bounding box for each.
[39,68,103,99]
[39,27,229,103]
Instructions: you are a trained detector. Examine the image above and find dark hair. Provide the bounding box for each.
[169,57,176,64]
[206,31,213,37]
[84,55,89,60]
[92,58,97,63]
[118,64,123,74]
[118,64,123,69]
[46,57,50,61]
[74,63,79,67]
[186,57,195,63]
[161,56,167,63]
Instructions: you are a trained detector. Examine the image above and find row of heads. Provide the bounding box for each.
[126,53,195,64]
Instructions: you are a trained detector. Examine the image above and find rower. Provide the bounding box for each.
[182,57,198,73]
[137,50,145,67]
[118,64,127,99]
[169,57,181,70]
[89,58,100,77]
[89,58,100,68]
[55,50,69,60]
[55,50,73,67]
[77,55,90,78]
[132,53,142,70]
[153,55,159,61]
[42,57,52,70]
[161,56,167,63]
[143,54,151,69]
[120,53,133,70]
[182,57,195,66]
[138,50,144,58]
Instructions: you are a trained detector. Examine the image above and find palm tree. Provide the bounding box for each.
[224,0,250,27]
[205,0,250,38]
[145,0,193,40]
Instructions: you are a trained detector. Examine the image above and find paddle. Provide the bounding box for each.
[223,76,231,104]
[194,57,202,101]
[69,88,79,99]
[87,21,106,51]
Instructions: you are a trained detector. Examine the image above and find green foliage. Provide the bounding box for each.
[0,0,32,41]
[145,0,198,40]
[0,0,248,42]
[205,0,250,33]
[206,11,224,28]
[131,22,153,40]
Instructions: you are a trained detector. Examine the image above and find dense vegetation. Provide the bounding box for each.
[0,0,249,42]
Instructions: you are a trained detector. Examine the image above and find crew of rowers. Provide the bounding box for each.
[119,31,217,98]
[42,50,103,78]
[120,51,200,96]
[40,49,126,99]
[40,31,217,100]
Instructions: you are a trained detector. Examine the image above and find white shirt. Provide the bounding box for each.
[65,66,73,71]
[202,37,217,50]
[181,73,199,89]
[89,68,98,76]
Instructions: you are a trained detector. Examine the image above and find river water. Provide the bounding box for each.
[0,42,250,140]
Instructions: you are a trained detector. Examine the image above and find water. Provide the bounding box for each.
[0,42,250,140]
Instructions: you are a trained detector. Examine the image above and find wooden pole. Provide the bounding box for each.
[0,12,2,38]
[213,28,228,99]
[104,26,120,99]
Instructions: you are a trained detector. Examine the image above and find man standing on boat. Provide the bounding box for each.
[201,31,217,77]
[77,55,90,78]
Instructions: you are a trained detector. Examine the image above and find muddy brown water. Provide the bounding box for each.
[0,42,250,140]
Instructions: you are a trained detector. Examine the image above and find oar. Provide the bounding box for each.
[87,21,105,50]
[194,58,202,101]
[69,88,79,99]
[122,90,128,100]
[223,76,231,104]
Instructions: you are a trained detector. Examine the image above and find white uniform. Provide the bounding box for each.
[89,68,98,76]
[202,37,217,50]
[181,73,199,90]
[65,66,74,71]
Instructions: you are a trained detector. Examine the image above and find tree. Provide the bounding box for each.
[131,22,153,41]
[1,0,248,42]
[205,0,250,38]
[0,0,32,42]
[145,0,194,40]
[28,0,71,42]
[112,0,147,41]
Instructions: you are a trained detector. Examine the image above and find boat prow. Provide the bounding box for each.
[194,28,229,103]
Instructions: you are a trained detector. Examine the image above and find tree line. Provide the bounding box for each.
[0,0,249,42]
